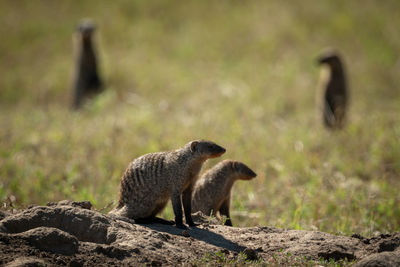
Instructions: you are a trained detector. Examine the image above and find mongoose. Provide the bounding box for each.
[109,140,226,229]
[72,19,103,109]
[191,160,257,226]
[316,49,348,129]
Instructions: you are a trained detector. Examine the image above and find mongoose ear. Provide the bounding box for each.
[190,141,199,153]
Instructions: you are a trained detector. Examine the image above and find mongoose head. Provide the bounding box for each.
[210,160,257,181]
[188,140,226,160]
[317,49,343,70]
[228,160,257,180]
[77,19,96,42]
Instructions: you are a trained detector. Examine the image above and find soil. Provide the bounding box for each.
[0,201,399,266]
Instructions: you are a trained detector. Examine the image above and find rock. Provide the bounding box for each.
[354,251,400,267]
[46,200,92,210]
[17,227,78,255]
[182,230,190,237]
[6,257,48,267]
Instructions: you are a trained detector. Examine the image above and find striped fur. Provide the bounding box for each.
[192,160,256,226]
[109,140,225,228]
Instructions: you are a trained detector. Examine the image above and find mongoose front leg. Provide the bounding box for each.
[219,198,233,226]
[171,192,186,229]
[182,186,198,227]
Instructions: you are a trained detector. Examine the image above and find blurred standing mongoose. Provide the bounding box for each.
[192,160,257,226]
[72,19,103,109]
[109,140,226,229]
[316,49,348,129]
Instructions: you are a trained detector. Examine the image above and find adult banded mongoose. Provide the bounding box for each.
[192,160,257,226]
[109,140,226,229]
[72,19,103,109]
[316,49,348,129]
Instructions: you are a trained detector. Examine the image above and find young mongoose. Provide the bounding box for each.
[72,19,103,109]
[191,160,257,226]
[316,49,348,129]
[109,140,226,229]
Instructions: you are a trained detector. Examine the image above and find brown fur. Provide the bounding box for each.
[316,49,348,129]
[192,160,256,226]
[109,140,225,229]
[72,19,103,109]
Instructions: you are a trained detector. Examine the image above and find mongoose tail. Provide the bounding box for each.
[192,160,257,227]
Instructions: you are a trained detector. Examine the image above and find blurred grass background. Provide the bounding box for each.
[0,0,399,236]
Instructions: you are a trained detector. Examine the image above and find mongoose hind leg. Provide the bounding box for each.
[150,201,169,217]
[134,201,174,225]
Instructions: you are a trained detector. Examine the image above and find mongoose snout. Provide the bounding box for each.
[194,142,226,158]
[192,160,257,226]
[233,161,257,180]
[317,51,341,69]
[77,20,96,40]
[109,140,225,229]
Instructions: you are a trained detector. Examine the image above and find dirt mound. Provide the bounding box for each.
[15,227,79,255]
[0,201,399,266]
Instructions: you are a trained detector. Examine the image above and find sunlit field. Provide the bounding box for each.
[1,0,399,237]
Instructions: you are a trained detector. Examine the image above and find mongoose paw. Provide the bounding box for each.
[188,222,199,227]
[224,220,233,227]
[176,223,188,229]
[165,219,175,225]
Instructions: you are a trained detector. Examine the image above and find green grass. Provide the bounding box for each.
[1,0,400,237]
[192,251,353,267]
